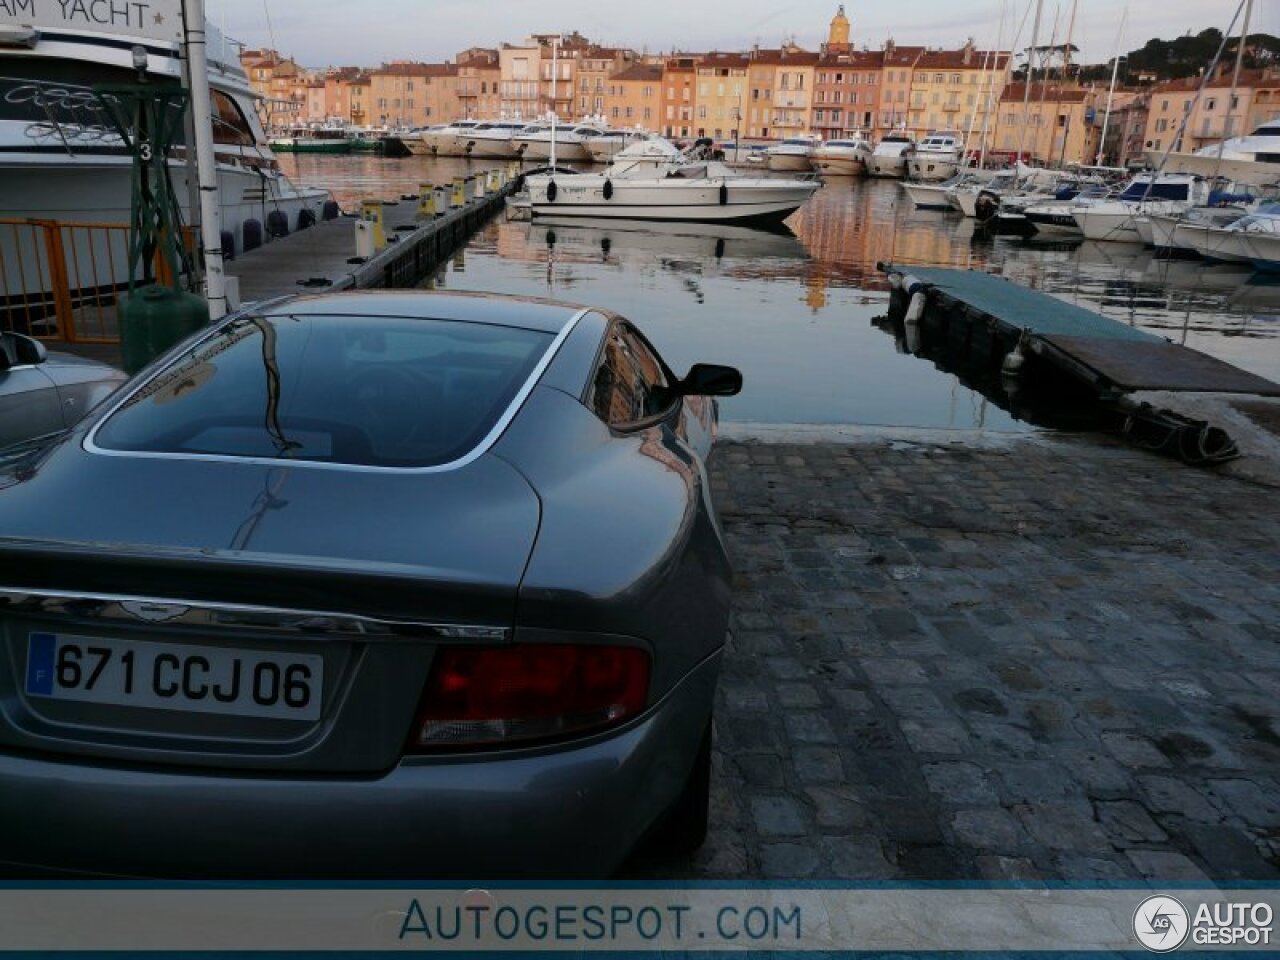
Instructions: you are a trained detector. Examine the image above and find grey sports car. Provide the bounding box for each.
[0,332,125,451]
[0,291,740,878]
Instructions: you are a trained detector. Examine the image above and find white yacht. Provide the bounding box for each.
[765,136,820,172]
[520,137,820,224]
[866,132,915,178]
[401,124,447,155]
[1192,117,1280,164]
[811,137,873,176]
[514,123,594,162]
[432,119,485,157]
[906,132,965,182]
[583,128,648,164]
[0,19,327,306]
[1071,173,1212,243]
[465,120,529,159]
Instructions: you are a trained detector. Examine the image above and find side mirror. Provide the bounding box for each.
[0,332,47,367]
[678,363,742,397]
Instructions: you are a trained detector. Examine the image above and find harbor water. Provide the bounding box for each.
[279,153,1280,433]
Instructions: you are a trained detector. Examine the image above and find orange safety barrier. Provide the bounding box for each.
[0,219,196,343]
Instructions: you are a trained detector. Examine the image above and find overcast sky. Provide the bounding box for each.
[214,1,1273,70]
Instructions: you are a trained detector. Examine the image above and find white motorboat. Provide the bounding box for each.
[583,128,648,164]
[900,177,961,211]
[465,120,529,159]
[952,170,1018,217]
[400,124,447,155]
[1180,202,1280,264]
[521,137,819,224]
[900,170,1005,213]
[906,132,964,182]
[811,137,873,176]
[0,20,328,308]
[526,216,808,262]
[866,133,915,178]
[765,136,820,172]
[515,123,594,162]
[1071,173,1212,243]
[1146,205,1255,253]
[431,119,485,157]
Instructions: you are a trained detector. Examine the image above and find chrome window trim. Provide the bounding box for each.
[82,307,589,474]
[0,588,508,641]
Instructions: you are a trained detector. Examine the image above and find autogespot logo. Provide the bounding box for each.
[1134,895,1191,953]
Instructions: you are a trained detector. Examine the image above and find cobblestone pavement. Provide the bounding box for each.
[624,435,1280,881]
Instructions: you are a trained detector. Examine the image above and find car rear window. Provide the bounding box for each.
[94,313,554,468]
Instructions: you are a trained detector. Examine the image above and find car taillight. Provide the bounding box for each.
[406,643,650,750]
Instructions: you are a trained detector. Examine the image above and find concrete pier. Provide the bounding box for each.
[227,172,515,304]
[47,172,516,366]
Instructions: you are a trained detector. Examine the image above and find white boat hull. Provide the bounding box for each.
[520,140,591,162]
[866,154,908,178]
[0,156,327,298]
[524,175,817,224]
[906,155,961,182]
[900,182,954,210]
[1072,205,1143,243]
[766,153,813,172]
[812,155,866,176]
[467,139,521,160]
[401,136,435,155]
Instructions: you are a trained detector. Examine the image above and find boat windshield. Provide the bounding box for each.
[1119,180,1192,201]
[0,59,255,147]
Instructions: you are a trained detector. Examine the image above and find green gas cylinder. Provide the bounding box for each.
[119,284,211,375]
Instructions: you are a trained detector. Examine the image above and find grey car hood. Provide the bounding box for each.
[0,440,541,626]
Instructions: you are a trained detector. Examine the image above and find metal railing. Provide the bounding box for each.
[0,219,194,343]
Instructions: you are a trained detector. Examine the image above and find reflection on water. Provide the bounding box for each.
[279,154,1280,431]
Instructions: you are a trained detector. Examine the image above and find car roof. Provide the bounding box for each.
[254,290,590,336]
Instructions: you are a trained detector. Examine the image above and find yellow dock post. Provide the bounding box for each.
[359,199,386,250]
[450,177,466,208]
[417,182,436,217]
[473,173,487,199]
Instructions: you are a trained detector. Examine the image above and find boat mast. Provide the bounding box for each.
[1016,0,1043,166]
[1095,6,1127,165]
[181,0,227,319]
[977,0,1009,170]
[549,36,559,169]
[1215,0,1252,179]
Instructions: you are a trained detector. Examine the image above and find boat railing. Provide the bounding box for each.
[0,76,144,156]
[1,218,195,344]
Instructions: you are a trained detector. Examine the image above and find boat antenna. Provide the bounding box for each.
[1095,6,1127,165]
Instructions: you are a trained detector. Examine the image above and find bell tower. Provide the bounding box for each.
[828,4,851,52]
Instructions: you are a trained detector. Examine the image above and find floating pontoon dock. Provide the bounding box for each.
[879,263,1280,399]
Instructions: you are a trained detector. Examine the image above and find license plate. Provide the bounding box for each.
[24,632,323,722]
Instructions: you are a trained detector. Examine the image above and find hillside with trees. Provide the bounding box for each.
[1075,29,1279,84]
